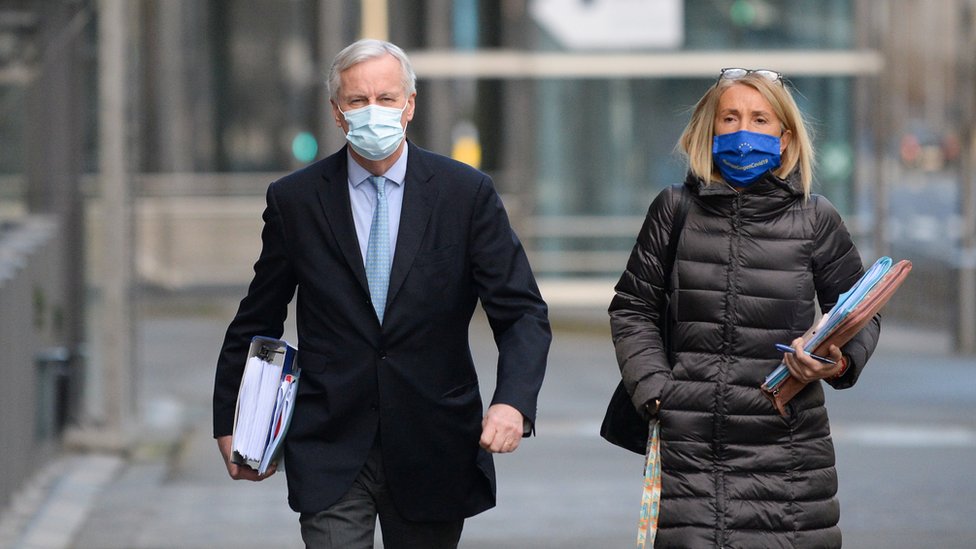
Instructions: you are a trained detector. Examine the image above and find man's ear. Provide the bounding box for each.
[331,99,344,129]
[405,93,417,122]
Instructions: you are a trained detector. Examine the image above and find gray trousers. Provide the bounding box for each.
[298,440,464,549]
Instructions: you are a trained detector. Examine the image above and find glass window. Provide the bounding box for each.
[517,0,858,276]
[210,0,321,172]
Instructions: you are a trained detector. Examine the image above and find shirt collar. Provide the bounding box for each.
[348,146,408,188]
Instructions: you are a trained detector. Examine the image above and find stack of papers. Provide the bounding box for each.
[763,256,912,394]
[231,336,300,475]
[802,257,893,352]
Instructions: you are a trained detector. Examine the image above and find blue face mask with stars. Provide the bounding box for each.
[712,130,781,187]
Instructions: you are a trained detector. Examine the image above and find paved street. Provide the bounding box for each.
[6,294,976,548]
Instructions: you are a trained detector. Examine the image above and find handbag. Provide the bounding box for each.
[601,186,690,454]
[599,381,649,454]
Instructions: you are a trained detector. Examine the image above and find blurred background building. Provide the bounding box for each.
[1,0,974,515]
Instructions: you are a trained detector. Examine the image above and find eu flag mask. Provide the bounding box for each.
[712,130,782,187]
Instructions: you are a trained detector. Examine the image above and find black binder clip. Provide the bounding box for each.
[256,345,284,362]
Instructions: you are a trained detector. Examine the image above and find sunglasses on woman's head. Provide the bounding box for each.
[719,68,783,84]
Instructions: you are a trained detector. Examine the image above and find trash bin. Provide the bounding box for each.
[35,346,71,439]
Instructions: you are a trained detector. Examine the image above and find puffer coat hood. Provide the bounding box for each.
[610,171,880,548]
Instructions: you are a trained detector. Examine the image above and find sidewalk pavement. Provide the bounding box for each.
[1,287,974,548]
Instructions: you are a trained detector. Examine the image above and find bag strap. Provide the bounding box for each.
[636,420,662,548]
[660,186,691,354]
[664,185,691,293]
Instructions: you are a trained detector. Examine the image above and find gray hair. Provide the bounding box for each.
[327,39,417,101]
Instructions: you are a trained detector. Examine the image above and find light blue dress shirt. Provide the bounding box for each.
[347,147,407,266]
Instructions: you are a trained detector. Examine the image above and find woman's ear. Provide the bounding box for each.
[780,129,793,153]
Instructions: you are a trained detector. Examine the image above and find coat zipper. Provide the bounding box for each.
[715,190,743,547]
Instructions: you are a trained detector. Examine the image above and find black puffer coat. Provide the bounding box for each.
[610,172,880,548]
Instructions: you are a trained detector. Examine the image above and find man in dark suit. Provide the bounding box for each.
[213,39,551,549]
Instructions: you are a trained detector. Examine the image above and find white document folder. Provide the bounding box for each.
[231,336,300,474]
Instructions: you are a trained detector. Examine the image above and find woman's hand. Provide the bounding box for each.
[782,337,847,384]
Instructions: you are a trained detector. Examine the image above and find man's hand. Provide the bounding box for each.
[480,403,525,454]
[782,337,847,384]
[217,435,277,481]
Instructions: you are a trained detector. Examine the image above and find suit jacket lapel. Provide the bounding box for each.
[388,144,436,306]
[316,150,370,294]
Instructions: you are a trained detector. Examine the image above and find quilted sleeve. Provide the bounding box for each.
[609,185,683,410]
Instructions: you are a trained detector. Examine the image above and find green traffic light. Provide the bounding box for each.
[730,0,757,27]
[291,131,318,163]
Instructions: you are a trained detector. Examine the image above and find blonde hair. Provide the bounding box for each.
[677,73,814,195]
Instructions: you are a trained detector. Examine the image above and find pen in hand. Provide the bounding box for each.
[775,343,836,365]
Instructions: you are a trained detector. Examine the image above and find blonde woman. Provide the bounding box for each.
[609,69,879,548]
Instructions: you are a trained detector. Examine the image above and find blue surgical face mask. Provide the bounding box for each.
[712,130,782,186]
[340,103,408,161]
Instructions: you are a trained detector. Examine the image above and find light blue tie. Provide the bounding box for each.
[365,176,391,323]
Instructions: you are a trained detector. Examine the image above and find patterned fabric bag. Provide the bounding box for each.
[636,420,662,548]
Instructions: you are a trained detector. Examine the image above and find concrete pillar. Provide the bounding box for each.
[319,1,353,155]
[956,0,976,353]
[73,0,136,450]
[423,0,454,156]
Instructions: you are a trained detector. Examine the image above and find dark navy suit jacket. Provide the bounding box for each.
[213,142,551,520]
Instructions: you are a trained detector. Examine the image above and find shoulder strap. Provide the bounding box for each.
[660,186,690,356]
[663,185,691,292]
